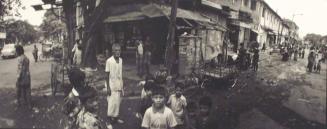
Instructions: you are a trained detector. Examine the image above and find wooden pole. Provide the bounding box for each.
[165,0,178,75]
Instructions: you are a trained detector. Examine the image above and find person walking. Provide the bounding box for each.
[16,45,32,109]
[32,44,38,62]
[307,51,315,72]
[294,48,298,61]
[252,48,259,71]
[105,44,124,125]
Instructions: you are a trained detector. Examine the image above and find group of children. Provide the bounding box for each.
[136,68,220,129]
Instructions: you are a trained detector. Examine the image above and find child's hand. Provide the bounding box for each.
[136,113,142,119]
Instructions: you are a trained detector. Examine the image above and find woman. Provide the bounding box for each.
[16,45,31,108]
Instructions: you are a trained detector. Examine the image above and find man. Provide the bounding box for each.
[136,40,144,77]
[32,44,38,62]
[105,44,124,125]
[143,36,152,75]
[16,45,31,108]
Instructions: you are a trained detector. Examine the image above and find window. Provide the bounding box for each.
[251,0,257,10]
[243,0,249,7]
[262,8,266,17]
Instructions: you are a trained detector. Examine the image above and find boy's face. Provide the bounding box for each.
[175,87,182,98]
[152,94,165,108]
[199,105,210,116]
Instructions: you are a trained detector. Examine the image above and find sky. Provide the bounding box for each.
[14,0,327,38]
[263,0,327,37]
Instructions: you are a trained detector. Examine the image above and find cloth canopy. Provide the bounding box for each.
[103,3,212,23]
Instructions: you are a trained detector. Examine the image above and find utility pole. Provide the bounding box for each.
[165,0,178,75]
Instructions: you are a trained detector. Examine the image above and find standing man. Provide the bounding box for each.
[136,40,144,77]
[105,44,124,125]
[143,36,152,75]
[16,45,31,108]
[32,44,38,62]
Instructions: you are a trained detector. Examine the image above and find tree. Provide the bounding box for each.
[0,0,22,18]
[40,9,66,41]
[304,33,322,47]
[5,19,39,44]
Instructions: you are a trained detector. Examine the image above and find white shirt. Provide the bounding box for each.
[105,56,123,91]
[142,106,177,129]
[137,43,144,55]
[167,94,187,125]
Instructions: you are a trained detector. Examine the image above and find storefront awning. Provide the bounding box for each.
[103,4,212,23]
[201,0,223,10]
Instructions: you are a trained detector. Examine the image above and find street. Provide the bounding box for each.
[0,46,325,129]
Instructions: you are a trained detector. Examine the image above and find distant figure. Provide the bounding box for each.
[32,44,38,62]
[301,48,305,59]
[16,45,31,108]
[143,36,152,75]
[261,43,266,52]
[252,49,259,71]
[307,51,315,72]
[73,44,82,66]
[136,40,144,77]
[294,49,298,61]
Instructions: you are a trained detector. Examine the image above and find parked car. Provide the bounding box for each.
[1,44,17,59]
[269,46,280,55]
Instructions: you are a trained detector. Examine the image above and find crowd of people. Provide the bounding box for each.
[63,43,222,129]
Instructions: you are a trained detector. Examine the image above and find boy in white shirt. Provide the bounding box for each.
[142,86,177,129]
[167,82,188,129]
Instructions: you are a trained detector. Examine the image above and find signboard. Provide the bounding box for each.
[0,32,6,39]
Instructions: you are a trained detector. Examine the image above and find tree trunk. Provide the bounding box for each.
[63,0,75,65]
[80,0,107,69]
[165,0,178,75]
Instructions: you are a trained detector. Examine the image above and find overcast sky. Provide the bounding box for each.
[265,0,327,37]
[17,0,327,38]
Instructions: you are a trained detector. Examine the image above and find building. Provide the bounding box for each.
[74,0,230,74]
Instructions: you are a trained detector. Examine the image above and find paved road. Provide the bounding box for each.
[0,44,51,89]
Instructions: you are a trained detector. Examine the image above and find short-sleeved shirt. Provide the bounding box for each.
[17,55,30,86]
[142,106,177,129]
[167,94,187,125]
[105,56,123,91]
[137,43,144,55]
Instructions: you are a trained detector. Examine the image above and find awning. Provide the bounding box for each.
[103,4,212,23]
[201,0,223,10]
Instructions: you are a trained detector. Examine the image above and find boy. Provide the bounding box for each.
[167,82,189,129]
[193,96,220,129]
[137,81,155,119]
[142,86,177,129]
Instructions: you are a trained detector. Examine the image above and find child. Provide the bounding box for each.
[141,86,177,129]
[154,65,169,86]
[167,82,189,129]
[137,81,155,119]
[193,96,220,129]
[138,74,155,99]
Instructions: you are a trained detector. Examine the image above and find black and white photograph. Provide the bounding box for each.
[0,0,326,129]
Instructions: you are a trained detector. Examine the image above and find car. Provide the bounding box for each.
[1,44,17,59]
[269,46,280,55]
